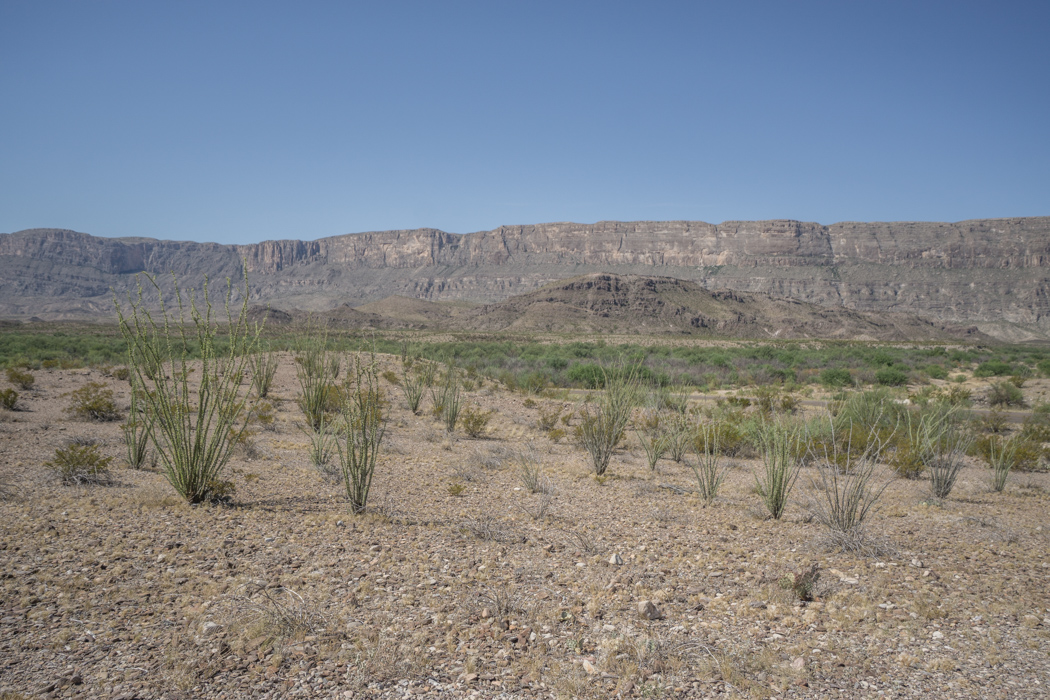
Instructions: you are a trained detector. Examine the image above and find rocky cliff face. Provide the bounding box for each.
[1,218,1047,334]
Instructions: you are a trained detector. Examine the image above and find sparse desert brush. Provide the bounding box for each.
[65,381,120,421]
[5,367,34,390]
[432,363,462,433]
[47,438,114,485]
[398,358,433,414]
[122,382,154,470]
[0,388,17,411]
[251,399,278,431]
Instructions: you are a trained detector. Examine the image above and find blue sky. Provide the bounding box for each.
[1,1,1047,245]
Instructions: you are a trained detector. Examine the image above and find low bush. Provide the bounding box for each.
[987,381,1025,408]
[874,367,909,387]
[460,405,492,438]
[47,439,114,485]
[820,367,853,388]
[65,381,121,421]
[6,368,34,390]
[0,388,17,411]
[755,419,802,519]
[974,360,1013,378]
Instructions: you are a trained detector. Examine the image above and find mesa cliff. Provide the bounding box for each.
[1,217,1047,337]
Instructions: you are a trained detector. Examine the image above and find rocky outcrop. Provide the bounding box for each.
[1,217,1047,333]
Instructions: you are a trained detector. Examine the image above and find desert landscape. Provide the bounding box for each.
[2,302,1049,699]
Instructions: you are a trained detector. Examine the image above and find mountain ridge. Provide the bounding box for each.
[1,217,1047,338]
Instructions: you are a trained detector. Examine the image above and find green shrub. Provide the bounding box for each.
[987,381,1025,408]
[1038,359,1050,377]
[0,388,16,411]
[47,439,114,485]
[5,368,34,390]
[433,364,462,433]
[974,360,1013,378]
[65,381,120,421]
[925,365,948,380]
[820,368,853,388]
[874,367,909,387]
[985,436,1017,492]
[460,405,492,438]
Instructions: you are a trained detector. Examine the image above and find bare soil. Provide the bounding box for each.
[1,358,1049,699]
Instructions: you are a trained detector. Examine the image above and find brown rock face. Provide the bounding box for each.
[0,217,1047,333]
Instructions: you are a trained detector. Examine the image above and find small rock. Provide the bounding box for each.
[582,659,598,675]
[337,520,344,527]
[608,553,623,566]
[638,600,664,620]
[911,559,924,568]
[931,631,944,639]
[791,657,805,670]
[264,537,275,543]
[709,571,723,578]
[480,608,493,619]
[201,621,222,636]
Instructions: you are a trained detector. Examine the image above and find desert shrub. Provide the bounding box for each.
[690,422,728,504]
[122,383,154,470]
[47,439,114,485]
[754,419,802,519]
[251,400,277,432]
[636,426,668,472]
[65,381,120,421]
[874,367,909,387]
[973,408,1009,434]
[1019,412,1050,444]
[664,413,694,463]
[567,362,606,389]
[806,416,895,547]
[399,357,435,415]
[972,434,1044,473]
[537,405,562,431]
[116,271,260,504]
[248,350,280,398]
[577,363,641,476]
[985,436,1017,492]
[943,385,971,406]
[515,444,545,493]
[1038,359,1050,377]
[820,367,853,388]
[335,356,386,514]
[430,363,462,433]
[925,364,948,380]
[302,419,338,481]
[780,564,821,602]
[903,406,972,499]
[0,388,17,411]
[6,368,34,390]
[297,360,335,432]
[111,366,131,381]
[987,381,1025,408]
[460,404,492,438]
[974,360,1013,378]
[1008,375,1026,388]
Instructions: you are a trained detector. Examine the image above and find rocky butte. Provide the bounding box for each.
[0,217,1047,339]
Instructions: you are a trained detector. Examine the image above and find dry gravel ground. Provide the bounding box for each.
[1,357,1049,699]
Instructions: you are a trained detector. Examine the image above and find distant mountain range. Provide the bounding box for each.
[1,217,1047,340]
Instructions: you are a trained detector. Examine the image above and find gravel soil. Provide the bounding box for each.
[1,358,1049,699]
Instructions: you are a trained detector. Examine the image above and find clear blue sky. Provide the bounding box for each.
[2,1,1047,245]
